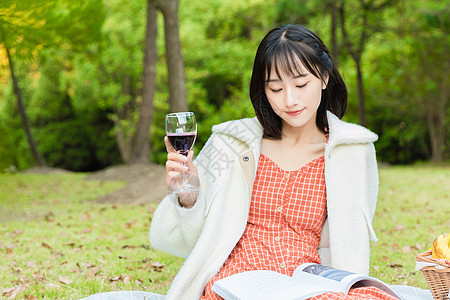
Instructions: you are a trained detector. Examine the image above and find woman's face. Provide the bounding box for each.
[264,60,328,132]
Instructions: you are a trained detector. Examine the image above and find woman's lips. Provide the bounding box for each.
[286,109,304,116]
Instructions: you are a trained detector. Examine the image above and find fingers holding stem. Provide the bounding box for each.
[165,137,200,207]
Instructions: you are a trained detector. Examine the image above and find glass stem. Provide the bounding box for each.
[182,161,189,188]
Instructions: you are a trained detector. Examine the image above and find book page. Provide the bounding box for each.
[295,263,402,299]
[212,270,340,300]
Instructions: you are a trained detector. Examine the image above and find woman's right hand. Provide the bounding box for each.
[164,136,200,208]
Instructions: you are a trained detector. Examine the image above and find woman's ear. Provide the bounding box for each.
[322,73,329,90]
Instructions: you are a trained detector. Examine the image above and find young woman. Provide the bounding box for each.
[80,25,431,300]
[149,24,428,300]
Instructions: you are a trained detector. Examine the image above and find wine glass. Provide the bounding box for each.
[165,112,200,194]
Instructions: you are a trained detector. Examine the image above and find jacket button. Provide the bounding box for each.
[243,156,249,162]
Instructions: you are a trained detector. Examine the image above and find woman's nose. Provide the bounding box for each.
[285,87,298,107]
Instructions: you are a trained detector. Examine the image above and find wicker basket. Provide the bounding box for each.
[416,250,450,300]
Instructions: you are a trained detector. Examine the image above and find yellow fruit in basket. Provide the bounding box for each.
[431,233,450,260]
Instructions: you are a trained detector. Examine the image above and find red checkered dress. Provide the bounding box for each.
[201,154,396,300]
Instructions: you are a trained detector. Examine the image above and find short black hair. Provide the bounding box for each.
[250,24,347,139]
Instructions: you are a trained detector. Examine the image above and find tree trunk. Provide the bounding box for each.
[428,69,448,163]
[5,44,46,167]
[330,0,339,58]
[113,75,135,163]
[355,59,367,126]
[431,38,448,163]
[113,118,130,163]
[339,1,371,127]
[129,0,158,164]
[426,104,443,163]
[156,0,188,113]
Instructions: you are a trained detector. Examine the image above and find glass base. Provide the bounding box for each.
[169,184,200,195]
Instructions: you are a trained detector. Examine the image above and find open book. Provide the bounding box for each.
[211,263,402,300]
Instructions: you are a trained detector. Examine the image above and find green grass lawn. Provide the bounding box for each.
[0,173,184,299]
[370,165,450,289]
[0,165,449,299]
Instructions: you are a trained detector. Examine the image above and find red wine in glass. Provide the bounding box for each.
[167,132,196,156]
[165,112,200,194]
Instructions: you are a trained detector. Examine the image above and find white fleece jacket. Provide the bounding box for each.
[150,111,379,300]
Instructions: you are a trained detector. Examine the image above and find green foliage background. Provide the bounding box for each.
[0,0,448,171]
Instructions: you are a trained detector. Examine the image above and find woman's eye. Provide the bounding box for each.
[270,88,282,93]
[296,83,307,88]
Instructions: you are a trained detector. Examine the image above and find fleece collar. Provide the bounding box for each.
[212,117,263,151]
[326,111,378,149]
[211,111,378,151]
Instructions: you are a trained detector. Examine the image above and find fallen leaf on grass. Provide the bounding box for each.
[109,274,132,284]
[12,274,27,285]
[11,267,22,275]
[147,261,165,272]
[51,250,65,259]
[13,229,23,235]
[140,257,152,264]
[79,213,90,221]
[65,242,76,248]
[122,244,151,250]
[81,228,91,234]
[26,261,37,268]
[5,244,16,255]
[389,243,399,250]
[97,258,107,264]
[116,233,129,240]
[88,266,101,279]
[125,220,137,229]
[24,295,37,300]
[121,274,132,284]
[387,263,403,268]
[79,262,96,269]
[394,224,406,231]
[31,272,45,283]
[42,242,52,249]
[151,262,164,269]
[135,279,144,286]
[58,275,72,285]
[414,242,423,250]
[2,286,22,299]
[402,245,412,253]
[45,212,55,222]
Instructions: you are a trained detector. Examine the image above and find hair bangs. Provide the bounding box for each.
[265,40,323,83]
